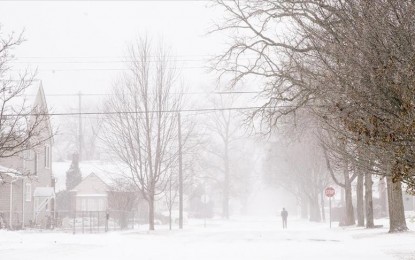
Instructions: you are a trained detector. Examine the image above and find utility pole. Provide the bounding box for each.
[78,92,83,161]
[178,112,183,229]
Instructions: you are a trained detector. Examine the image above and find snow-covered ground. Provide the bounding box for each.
[0,217,414,260]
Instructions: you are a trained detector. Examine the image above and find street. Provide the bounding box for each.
[1,217,413,260]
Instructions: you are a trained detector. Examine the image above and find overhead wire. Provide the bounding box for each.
[5,105,288,117]
[38,91,260,97]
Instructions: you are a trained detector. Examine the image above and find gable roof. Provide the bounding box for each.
[30,81,54,144]
[7,80,42,111]
[72,172,110,194]
[53,160,127,192]
[4,80,53,144]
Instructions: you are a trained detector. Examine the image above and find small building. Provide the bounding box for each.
[67,172,139,231]
[70,173,109,212]
[53,160,143,231]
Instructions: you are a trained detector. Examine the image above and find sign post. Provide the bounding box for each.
[324,187,336,228]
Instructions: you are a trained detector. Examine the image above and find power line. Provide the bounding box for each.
[14,54,216,59]
[9,56,256,71]
[6,0,214,2]
[11,67,207,72]
[11,55,256,64]
[39,91,260,97]
[57,109,218,119]
[11,57,254,64]
[8,105,279,117]
[11,59,213,64]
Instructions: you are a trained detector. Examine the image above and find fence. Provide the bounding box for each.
[0,211,41,230]
[0,210,138,233]
[55,210,138,233]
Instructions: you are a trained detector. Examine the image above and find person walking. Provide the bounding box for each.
[281,208,288,229]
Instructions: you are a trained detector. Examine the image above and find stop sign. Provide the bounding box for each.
[325,187,336,197]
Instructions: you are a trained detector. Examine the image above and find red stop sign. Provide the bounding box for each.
[325,187,336,197]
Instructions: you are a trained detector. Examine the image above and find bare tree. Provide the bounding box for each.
[108,178,137,229]
[54,102,103,161]
[213,0,413,232]
[204,95,241,219]
[0,28,53,181]
[163,169,179,230]
[265,123,330,223]
[101,37,183,230]
[321,137,357,226]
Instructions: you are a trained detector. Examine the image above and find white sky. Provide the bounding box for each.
[0,1,226,112]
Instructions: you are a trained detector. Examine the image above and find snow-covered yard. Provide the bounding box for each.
[0,217,414,260]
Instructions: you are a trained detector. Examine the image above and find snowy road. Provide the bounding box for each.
[0,217,414,260]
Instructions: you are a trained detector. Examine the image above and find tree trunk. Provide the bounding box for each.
[364,172,374,228]
[356,172,364,227]
[386,176,408,232]
[120,212,128,229]
[148,192,155,231]
[223,141,230,219]
[379,177,388,217]
[342,170,355,226]
[320,190,326,222]
[309,196,321,222]
[169,208,172,231]
[340,187,345,207]
[300,196,308,219]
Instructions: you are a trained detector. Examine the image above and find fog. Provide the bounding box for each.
[0,1,414,260]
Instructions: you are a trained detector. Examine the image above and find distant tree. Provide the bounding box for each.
[65,153,82,191]
[108,178,137,229]
[54,103,103,161]
[163,170,179,230]
[204,95,240,219]
[321,138,357,226]
[55,155,83,213]
[265,129,330,223]
[230,139,258,215]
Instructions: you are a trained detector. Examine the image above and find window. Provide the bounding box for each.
[76,198,82,211]
[23,150,32,170]
[25,183,31,202]
[98,199,104,211]
[81,198,87,211]
[44,145,50,168]
[23,150,30,160]
[88,198,94,211]
[34,152,38,175]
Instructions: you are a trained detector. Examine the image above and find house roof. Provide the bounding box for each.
[72,172,110,192]
[76,194,108,197]
[0,165,24,180]
[70,172,113,196]
[53,160,127,192]
[3,80,53,143]
[6,80,44,113]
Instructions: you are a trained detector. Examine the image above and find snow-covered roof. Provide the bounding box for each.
[71,172,110,194]
[33,187,55,197]
[5,80,43,113]
[0,165,23,179]
[53,160,128,192]
[76,194,108,197]
[1,80,53,143]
